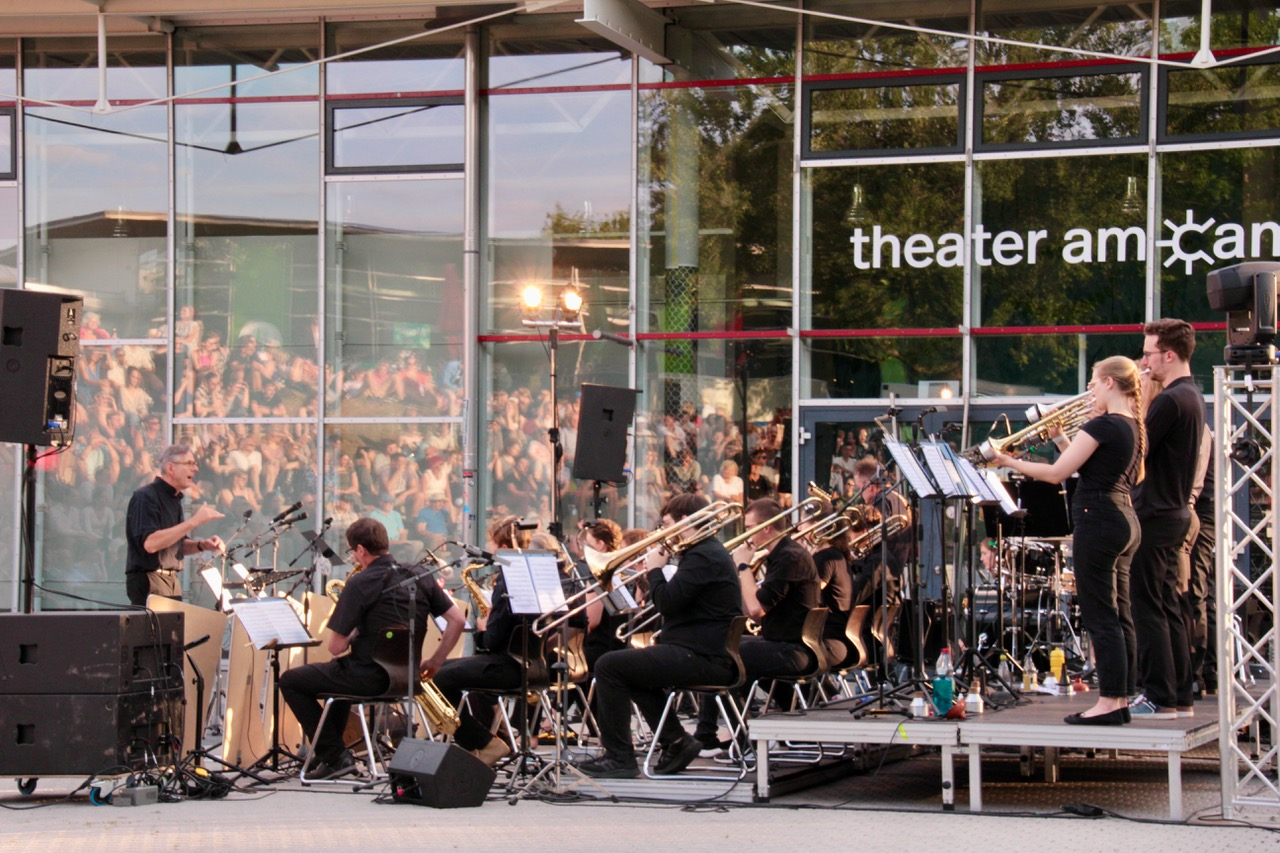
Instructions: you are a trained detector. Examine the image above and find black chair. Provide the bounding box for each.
[641,615,751,780]
[300,626,435,785]
[752,607,830,713]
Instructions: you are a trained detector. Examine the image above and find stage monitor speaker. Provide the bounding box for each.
[571,383,639,483]
[0,611,183,694]
[0,689,182,777]
[0,289,83,446]
[387,738,495,808]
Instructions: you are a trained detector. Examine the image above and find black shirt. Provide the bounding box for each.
[755,536,820,643]
[1133,376,1205,519]
[1077,413,1140,498]
[647,535,742,663]
[329,554,455,667]
[813,545,853,640]
[125,477,186,575]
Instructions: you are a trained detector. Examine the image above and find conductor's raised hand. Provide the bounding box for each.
[190,503,225,527]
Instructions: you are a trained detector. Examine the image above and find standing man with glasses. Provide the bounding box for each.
[125,443,226,606]
[1130,319,1205,720]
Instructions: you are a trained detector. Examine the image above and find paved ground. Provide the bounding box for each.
[3,744,1277,852]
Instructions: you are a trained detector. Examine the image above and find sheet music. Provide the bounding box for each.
[200,565,232,611]
[947,448,1001,505]
[497,551,569,616]
[885,438,938,498]
[981,468,1025,517]
[229,597,317,649]
[920,441,972,499]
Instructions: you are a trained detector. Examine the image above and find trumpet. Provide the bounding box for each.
[532,501,743,636]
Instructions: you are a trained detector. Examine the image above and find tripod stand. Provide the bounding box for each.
[177,634,269,786]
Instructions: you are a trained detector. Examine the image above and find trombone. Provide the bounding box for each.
[850,514,909,560]
[531,501,743,636]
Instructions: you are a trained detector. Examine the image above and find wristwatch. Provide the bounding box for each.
[737,563,751,574]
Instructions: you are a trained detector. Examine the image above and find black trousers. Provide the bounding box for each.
[1132,512,1194,708]
[1071,497,1139,699]
[279,658,389,765]
[594,644,733,759]
[433,652,524,751]
[1186,513,1217,687]
[694,637,814,741]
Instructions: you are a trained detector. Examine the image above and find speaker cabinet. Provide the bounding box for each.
[0,612,184,695]
[387,738,495,808]
[571,383,639,483]
[0,290,82,446]
[0,689,183,777]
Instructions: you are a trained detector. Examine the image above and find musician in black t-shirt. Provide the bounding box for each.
[1132,319,1205,717]
[280,517,465,778]
[801,499,856,669]
[578,494,743,779]
[997,356,1144,725]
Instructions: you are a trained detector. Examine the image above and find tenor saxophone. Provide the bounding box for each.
[415,674,460,735]
[325,562,363,602]
[460,562,492,619]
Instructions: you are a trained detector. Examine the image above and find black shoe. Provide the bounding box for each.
[309,749,357,779]
[653,736,703,775]
[1122,707,1131,724]
[1064,708,1126,726]
[576,754,639,779]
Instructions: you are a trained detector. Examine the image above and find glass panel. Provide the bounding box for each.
[981,70,1144,146]
[973,332,1141,397]
[1157,147,1280,323]
[805,162,964,332]
[1161,0,1280,55]
[1165,60,1280,138]
[0,447,16,612]
[175,29,320,421]
[326,19,464,95]
[37,344,170,609]
[809,80,961,154]
[324,422,465,576]
[485,340,632,533]
[330,101,464,171]
[487,49,633,333]
[977,2,1153,66]
[23,35,169,337]
[638,81,794,335]
[804,1,970,75]
[804,336,963,399]
[325,179,465,418]
[0,111,13,177]
[974,154,1147,327]
[633,338,792,529]
[0,185,15,286]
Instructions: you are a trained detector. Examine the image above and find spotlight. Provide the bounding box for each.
[560,285,582,317]
[521,284,543,311]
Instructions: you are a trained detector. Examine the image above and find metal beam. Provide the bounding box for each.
[577,0,671,66]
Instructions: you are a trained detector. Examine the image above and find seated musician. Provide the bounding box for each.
[578,518,626,672]
[694,497,821,751]
[432,515,533,767]
[279,517,466,780]
[578,494,742,779]
[802,500,857,669]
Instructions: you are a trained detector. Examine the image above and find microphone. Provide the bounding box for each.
[278,511,308,527]
[915,406,939,433]
[243,509,254,520]
[449,541,497,562]
[272,501,303,523]
[321,516,333,527]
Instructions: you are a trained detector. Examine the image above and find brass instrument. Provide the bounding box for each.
[849,514,909,560]
[808,481,838,502]
[723,496,823,556]
[325,562,364,602]
[799,512,855,548]
[460,561,492,620]
[534,501,743,636]
[415,675,460,735]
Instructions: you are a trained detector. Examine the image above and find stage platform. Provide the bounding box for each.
[749,691,1220,818]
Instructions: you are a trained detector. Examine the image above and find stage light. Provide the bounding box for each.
[560,285,583,317]
[521,284,543,310]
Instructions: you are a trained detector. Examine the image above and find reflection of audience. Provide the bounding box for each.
[711,459,744,504]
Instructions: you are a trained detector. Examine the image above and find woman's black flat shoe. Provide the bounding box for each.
[1064,708,1127,726]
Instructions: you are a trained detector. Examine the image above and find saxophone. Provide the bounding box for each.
[415,675,460,735]
[460,562,492,619]
[325,562,363,602]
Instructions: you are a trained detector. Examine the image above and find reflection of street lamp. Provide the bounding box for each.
[520,269,587,543]
[845,182,870,227]
[1120,176,1142,216]
[112,205,129,238]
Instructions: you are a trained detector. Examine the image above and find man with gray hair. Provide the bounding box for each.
[125,443,225,606]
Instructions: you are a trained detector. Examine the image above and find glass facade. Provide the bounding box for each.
[0,2,1274,610]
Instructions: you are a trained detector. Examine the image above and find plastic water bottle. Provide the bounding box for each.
[1022,650,1038,691]
[932,647,954,715]
[997,654,1013,689]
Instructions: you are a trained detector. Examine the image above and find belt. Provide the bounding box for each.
[154,567,181,574]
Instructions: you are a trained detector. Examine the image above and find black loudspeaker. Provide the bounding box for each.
[387,738,495,808]
[0,689,183,776]
[571,383,639,483]
[0,289,82,446]
[0,612,184,694]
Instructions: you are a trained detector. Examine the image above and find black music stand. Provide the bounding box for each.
[175,634,270,786]
[229,597,321,780]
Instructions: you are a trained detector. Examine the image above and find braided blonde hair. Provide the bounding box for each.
[1094,355,1146,483]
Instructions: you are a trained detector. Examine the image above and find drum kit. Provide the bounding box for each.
[970,535,1086,673]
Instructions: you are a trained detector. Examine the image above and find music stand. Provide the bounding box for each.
[229,597,321,779]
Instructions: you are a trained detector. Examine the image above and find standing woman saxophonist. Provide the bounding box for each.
[995,356,1144,726]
